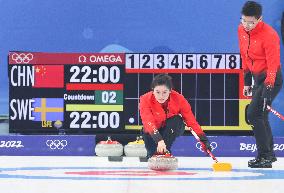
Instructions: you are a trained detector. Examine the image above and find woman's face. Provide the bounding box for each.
[153,85,171,103]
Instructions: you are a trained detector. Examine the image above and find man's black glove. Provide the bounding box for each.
[199,135,212,152]
[262,85,272,111]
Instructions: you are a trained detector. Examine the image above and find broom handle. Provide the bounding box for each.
[188,127,218,163]
[267,105,284,121]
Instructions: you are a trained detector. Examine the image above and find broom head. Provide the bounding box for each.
[212,162,232,172]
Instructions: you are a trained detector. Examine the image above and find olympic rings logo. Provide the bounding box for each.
[11,53,33,64]
[46,140,68,150]
[196,142,218,152]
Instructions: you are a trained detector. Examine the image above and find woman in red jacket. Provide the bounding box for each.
[238,1,283,168]
[139,74,211,158]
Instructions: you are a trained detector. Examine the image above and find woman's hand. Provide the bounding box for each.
[157,140,167,154]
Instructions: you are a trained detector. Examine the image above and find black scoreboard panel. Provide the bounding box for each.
[124,73,240,128]
[8,52,252,134]
[124,53,251,132]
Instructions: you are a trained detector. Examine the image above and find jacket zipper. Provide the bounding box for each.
[247,33,254,67]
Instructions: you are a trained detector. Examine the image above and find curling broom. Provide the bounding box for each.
[188,127,232,172]
[267,105,284,121]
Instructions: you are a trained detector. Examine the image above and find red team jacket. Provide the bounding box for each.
[139,90,205,136]
[238,21,281,87]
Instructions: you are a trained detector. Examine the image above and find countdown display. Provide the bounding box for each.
[8,52,251,134]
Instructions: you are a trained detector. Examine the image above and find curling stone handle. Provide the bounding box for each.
[154,150,172,156]
[164,150,172,157]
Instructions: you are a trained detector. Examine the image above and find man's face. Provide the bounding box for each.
[240,15,262,32]
[153,85,171,104]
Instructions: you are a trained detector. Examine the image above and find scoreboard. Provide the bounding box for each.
[8,52,252,134]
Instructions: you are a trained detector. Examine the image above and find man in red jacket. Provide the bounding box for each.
[238,1,283,168]
[139,74,211,158]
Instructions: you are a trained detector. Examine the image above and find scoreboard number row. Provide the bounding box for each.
[126,54,240,70]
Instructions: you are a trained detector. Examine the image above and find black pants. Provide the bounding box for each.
[142,115,185,158]
[246,73,282,158]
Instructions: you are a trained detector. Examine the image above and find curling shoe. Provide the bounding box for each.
[248,157,272,168]
[269,156,277,162]
[248,156,277,166]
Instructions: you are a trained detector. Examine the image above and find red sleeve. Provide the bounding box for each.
[264,30,280,87]
[238,26,249,73]
[139,93,157,134]
[179,95,205,136]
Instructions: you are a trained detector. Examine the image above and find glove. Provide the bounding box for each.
[199,135,212,152]
[262,85,272,111]
[243,86,252,97]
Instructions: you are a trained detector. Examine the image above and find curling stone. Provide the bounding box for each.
[95,136,123,157]
[148,152,178,171]
[124,136,147,157]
